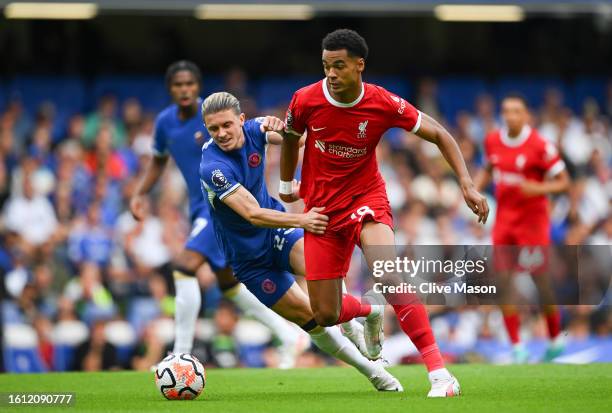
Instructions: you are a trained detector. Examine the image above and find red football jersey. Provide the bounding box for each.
[285,79,421,227]
[484,126,565,231]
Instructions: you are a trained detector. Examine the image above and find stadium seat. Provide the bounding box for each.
[53,345,77,372]
[200,75,227,100]
[234,319,273,368]
[105,320,136,366]
[255,76,319,110]
[364,76,411,100]
[51,320,89,371]
[0,80,6,111]
[4,348,47,373]
[91,75,169,112]
[437,76,489,125]
[571,76,608,114]
[7,76,86,139]
[127,297,160,335]
[3,323,47,373]
[494,76,569,110]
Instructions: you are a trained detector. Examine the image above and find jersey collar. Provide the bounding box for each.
[322,79,365,108]
[500,125,531,147]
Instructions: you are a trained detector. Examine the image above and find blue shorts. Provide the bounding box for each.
[233,228,303,307]
[185,208,227,272]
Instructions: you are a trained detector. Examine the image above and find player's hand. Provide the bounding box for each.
[462,183,489,224]
[259,116,286,134]
[129,195,146,221]
[300,206,328,235]
[279,179,301,203]
[520,180,543,196]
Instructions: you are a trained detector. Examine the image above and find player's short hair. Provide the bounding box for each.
[201,92,241,118]
[502,92,529,109]
[165,60,202,88]
[322,29,369,59]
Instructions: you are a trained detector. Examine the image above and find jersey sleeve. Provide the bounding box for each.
[200,161,242,201]
[152,115,169,157]
[284,91,307,136]
[247,117,270,147]
[540,140,565,178]
[381,88,422,133]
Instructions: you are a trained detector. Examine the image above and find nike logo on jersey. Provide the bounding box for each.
[311,126,326,132]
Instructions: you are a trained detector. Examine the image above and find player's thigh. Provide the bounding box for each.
[359,220,396,270]
[272,227,305,276]
[185,215,229,276]
[271,282,314,326]
[303,230,352,322]
[289,238,305,277]
[237,264,296,310]
[304,230,353,280]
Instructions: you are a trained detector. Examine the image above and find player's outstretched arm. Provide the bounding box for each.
[521,169,570,196]
[415,113,489,224]
[474,163,493,193]
[130,155,168,221]
[222,186,328,234]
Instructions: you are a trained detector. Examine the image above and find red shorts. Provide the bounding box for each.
[304,197,393,281]
[492,223,550,275]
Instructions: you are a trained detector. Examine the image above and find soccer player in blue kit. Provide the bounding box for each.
[199,91,402,390]
[130,61,304,366]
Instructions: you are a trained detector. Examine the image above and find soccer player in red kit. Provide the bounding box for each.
[475,94,570,363]
[280,29,489,397]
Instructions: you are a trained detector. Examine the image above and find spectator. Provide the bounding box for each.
[72,320,120,371]
[82,95,126,149]
[2,172,58,263]
[67,203,114,269]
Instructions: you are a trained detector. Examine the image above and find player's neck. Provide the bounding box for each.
[329,80,363,104]
[177,103,199,121]
[507,125,525,138]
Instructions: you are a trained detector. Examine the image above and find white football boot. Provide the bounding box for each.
[340,320,369,358]
[427,369,461,397]
[364,305,384,360]
[368,367,404,392]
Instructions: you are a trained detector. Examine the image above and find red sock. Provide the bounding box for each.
[336,294,371,324]
[544,308,561,339]
[503,313,521,344]
[392,304,444,372]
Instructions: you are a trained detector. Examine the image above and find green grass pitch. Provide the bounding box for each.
[1,364,611,413]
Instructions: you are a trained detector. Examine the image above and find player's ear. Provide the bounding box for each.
[356,57,365,74]
[239,113,246,126]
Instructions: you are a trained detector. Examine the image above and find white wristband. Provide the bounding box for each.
[279,180,293,195]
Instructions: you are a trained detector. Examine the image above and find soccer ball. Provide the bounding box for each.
[154,353,206,400]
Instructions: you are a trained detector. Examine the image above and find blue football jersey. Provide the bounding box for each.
[153,101,209,219]
[200,118,286,264]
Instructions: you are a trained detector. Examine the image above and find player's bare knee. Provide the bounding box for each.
[313,308,339,327]
[174,250,204,274]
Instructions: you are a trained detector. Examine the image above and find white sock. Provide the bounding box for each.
[429,368,452,382]
[309,326,377,377]
[173,276,201,354]
[225,283,298,346]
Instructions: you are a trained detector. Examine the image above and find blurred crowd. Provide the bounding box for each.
[1,72,611,372]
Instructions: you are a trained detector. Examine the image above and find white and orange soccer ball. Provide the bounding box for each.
[154,353,206,400]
